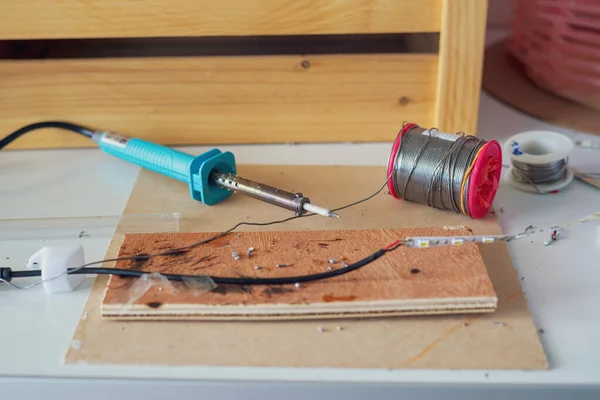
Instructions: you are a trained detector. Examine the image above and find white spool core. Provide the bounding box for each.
[504,131,574,193]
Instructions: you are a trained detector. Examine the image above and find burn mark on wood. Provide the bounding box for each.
[263,286,294,297]
[190,255,217,266]
[212,284,253,295]
[131,253,150,269]
[322,294,357,302]
[191,263,218,271]
[410,268,421,274]
[165,255,196,265]
[166,249,189,257]
[231,269,251,279]
[209,235,235,247]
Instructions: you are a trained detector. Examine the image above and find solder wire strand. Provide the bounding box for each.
[397,127,460,213]
[392,127,486,217]
[510,159,569,193]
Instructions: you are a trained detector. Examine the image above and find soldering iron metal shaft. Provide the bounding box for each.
[212,172,339,218]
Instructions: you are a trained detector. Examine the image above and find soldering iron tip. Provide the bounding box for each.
[303,203,338,219]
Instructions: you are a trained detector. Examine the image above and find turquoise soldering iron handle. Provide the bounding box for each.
[93,131,236,205]
[92,131,338,217]
[95,132,192,182]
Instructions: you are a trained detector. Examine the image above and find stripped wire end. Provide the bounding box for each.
[384,240,402,251]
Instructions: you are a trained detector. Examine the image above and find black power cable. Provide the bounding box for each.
[0,248,393,286]
[0,121,95,150]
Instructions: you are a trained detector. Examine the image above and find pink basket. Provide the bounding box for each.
[508,0,600,110]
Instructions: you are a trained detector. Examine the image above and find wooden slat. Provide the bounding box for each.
[433,0,487,134]
[0,0,442,40]
[0,54,438,149]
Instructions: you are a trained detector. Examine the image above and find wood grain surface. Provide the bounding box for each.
[433,0,487,134]
[0,54,437,149]
[64,165,547,370]
[102,228,497,319]
[0,0,441,40]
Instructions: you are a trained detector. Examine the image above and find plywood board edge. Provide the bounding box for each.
[101,297,498,319]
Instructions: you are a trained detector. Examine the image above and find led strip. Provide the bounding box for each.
[403,211,600,248]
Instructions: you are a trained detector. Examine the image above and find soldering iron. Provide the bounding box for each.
[0,122,339,218]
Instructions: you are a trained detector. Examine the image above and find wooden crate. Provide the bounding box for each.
[0,0,488,149]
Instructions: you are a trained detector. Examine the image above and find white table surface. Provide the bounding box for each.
[2,35,600,399]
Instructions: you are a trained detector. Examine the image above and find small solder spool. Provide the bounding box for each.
[504,131,574,194]
[386,123,502,219]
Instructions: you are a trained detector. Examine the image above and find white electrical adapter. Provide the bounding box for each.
[26,244,86,294]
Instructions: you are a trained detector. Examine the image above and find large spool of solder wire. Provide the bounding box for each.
[386,123,502,219]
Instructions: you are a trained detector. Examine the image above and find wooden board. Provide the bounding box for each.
[482,41,600,136]
[0,0,441,40]
[434,0,487,134]
[101,228,497,319]
[64,165,547,370]
[0,54,437,150]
